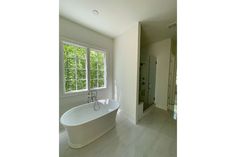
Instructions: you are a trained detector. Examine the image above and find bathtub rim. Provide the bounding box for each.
[60,99,119,127]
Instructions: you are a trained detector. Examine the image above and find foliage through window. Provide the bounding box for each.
[90,50,105,89]
[63,41,106,93]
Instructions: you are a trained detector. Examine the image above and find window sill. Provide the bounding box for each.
[90,87,107,91]
[60,87,107,98]
[62,90,88,98]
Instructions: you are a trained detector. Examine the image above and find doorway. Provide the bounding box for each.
[139,55,156,111]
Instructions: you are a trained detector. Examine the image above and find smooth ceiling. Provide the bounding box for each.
[60,0,177,46]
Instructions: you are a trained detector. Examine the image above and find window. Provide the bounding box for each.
[62,41,106,94]
[63,43,87,92]
[90,50,105,89]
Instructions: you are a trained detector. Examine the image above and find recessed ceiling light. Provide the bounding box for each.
[92,10,99,15]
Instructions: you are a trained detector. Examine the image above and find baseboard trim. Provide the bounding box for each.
[142,104,155,118]
[155,104,167,110]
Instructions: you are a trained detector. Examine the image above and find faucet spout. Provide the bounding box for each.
[88,90,98,103]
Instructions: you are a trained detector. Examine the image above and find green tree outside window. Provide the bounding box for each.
[63,42,106,93]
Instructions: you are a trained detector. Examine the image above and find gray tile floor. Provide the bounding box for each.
[60,107,177,157]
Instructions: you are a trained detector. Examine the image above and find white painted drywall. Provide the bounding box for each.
[113,23,140,123]
[59,16,113,131]
[146,38,171,110]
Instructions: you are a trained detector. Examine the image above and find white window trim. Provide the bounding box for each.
[59,37,108,97]
[89,48,107,90]
[62,41,88,94]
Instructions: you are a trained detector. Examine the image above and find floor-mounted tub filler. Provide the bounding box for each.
[60,99,120,148]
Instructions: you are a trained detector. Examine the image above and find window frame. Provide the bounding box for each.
[63,41,89,93]
[89,48,107,90]
[60,38,108,97]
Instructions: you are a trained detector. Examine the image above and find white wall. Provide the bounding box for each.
[59,17,113,131]
[113,23,140,123]
[146,39,171,110]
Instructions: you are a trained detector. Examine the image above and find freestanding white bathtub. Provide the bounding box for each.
[60,99,119,148]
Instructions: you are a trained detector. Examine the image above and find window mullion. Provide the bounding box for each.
[96,56,98,87]
[66,52,69,82]
[104,52,107,88]
[87,48,90,91]
[75,56,78,90]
